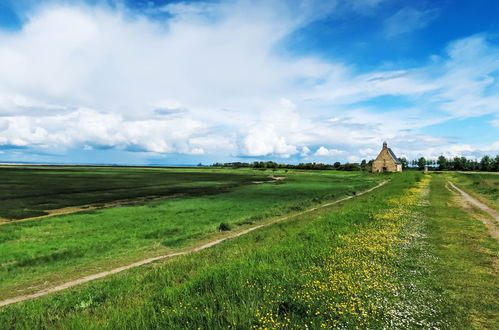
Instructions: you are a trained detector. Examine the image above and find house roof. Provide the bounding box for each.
[387,148,402,164]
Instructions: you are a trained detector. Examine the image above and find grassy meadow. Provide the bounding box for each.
[0,170,497,329]
[0,166,272,220]
[0,167,380,302]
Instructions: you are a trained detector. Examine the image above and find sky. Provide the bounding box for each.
[0,0,498,165]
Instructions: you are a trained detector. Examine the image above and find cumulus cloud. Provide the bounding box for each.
[314,146,346,157]
[239,99,302,158]
[0,108,209,154]
[0,1,340,157]
[300,146,311,157]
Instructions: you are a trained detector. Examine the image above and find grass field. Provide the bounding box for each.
[0,170,497,329]
[0,167,380,302]
[0,166,273,220]
[450,172,499,210]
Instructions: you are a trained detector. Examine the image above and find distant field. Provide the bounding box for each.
[0,167,380,301]
[0,166,273,220]
[1,172,496,328]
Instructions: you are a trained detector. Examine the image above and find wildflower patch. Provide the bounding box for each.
[254,177,445,329]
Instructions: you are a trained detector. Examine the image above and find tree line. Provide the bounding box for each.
[211,154,499,172]
[210,161,364,171]
[400,155,499,171]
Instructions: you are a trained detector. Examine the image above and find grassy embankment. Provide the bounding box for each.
[1,171,496,328]
[0,167,379,301]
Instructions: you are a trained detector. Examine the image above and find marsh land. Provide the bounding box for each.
[0,167,497,329]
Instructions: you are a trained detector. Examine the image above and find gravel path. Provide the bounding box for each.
[0,180,387,308]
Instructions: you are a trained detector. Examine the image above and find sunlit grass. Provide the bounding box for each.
[0,171,496,329]
[0,168,379,301]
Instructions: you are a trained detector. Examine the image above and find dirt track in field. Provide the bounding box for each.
[0,180,387,308]
[0,194,183,226]
[448,181,499,240]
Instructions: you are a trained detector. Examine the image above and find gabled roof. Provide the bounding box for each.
[387,148,402,164]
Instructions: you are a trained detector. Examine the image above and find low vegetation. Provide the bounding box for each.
[0,166,269,220]
[426,174,498,328]
[0,168,379,301]
[1,171,496,329]
[450,172,499,210]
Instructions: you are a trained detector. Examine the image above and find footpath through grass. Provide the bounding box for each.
[0,169,378,301]
[427,173,498,328]
[1,172,496,328]
[450,172,499,211]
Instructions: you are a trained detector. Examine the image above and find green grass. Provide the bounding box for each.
[451,172,499,210]
[0,166,270,220]
[0,168,380,301]
[0,171,496,329]
[425,174,498,328]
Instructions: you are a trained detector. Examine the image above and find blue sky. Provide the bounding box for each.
[0,0,498,165]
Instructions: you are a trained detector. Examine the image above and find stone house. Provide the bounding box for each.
[372,142,402,172]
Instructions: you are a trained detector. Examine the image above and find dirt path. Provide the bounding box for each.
[447,181,499,240]
[0,194,183,226]
[0,180,387,308]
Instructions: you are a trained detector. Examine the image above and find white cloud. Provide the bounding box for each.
[314,146,346,157]
[239,98,304,158]
[300,146,311,157]
[0,108,209,154]
[0,1,497,162]
[0,2,341,157]
[383,7,438,38]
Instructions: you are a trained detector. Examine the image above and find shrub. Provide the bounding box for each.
[218,222,232,231]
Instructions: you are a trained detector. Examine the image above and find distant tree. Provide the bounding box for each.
[360,159,367,170]
[452,157,461,171]
[333,162,341,169]
[399,157,408,169]
[342,163,360,171]
[417,157,426,170]
[480,155,491,172]
[367,159,374,168]
[493,155,499,172]
[437,155,447,170]
[461,157,470,171]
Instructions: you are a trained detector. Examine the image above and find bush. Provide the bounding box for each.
[218,222,232,231]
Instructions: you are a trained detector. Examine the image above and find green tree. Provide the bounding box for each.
[437,155,447,170]
[493,155,499,172]
[480,155,491,171]
[360,159,367,170]
[417,157,426,170]
[399,157,408,169]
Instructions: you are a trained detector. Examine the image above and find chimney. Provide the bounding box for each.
[383,141,387,149]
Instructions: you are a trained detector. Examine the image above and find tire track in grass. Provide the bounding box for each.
[0,181,387,308]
